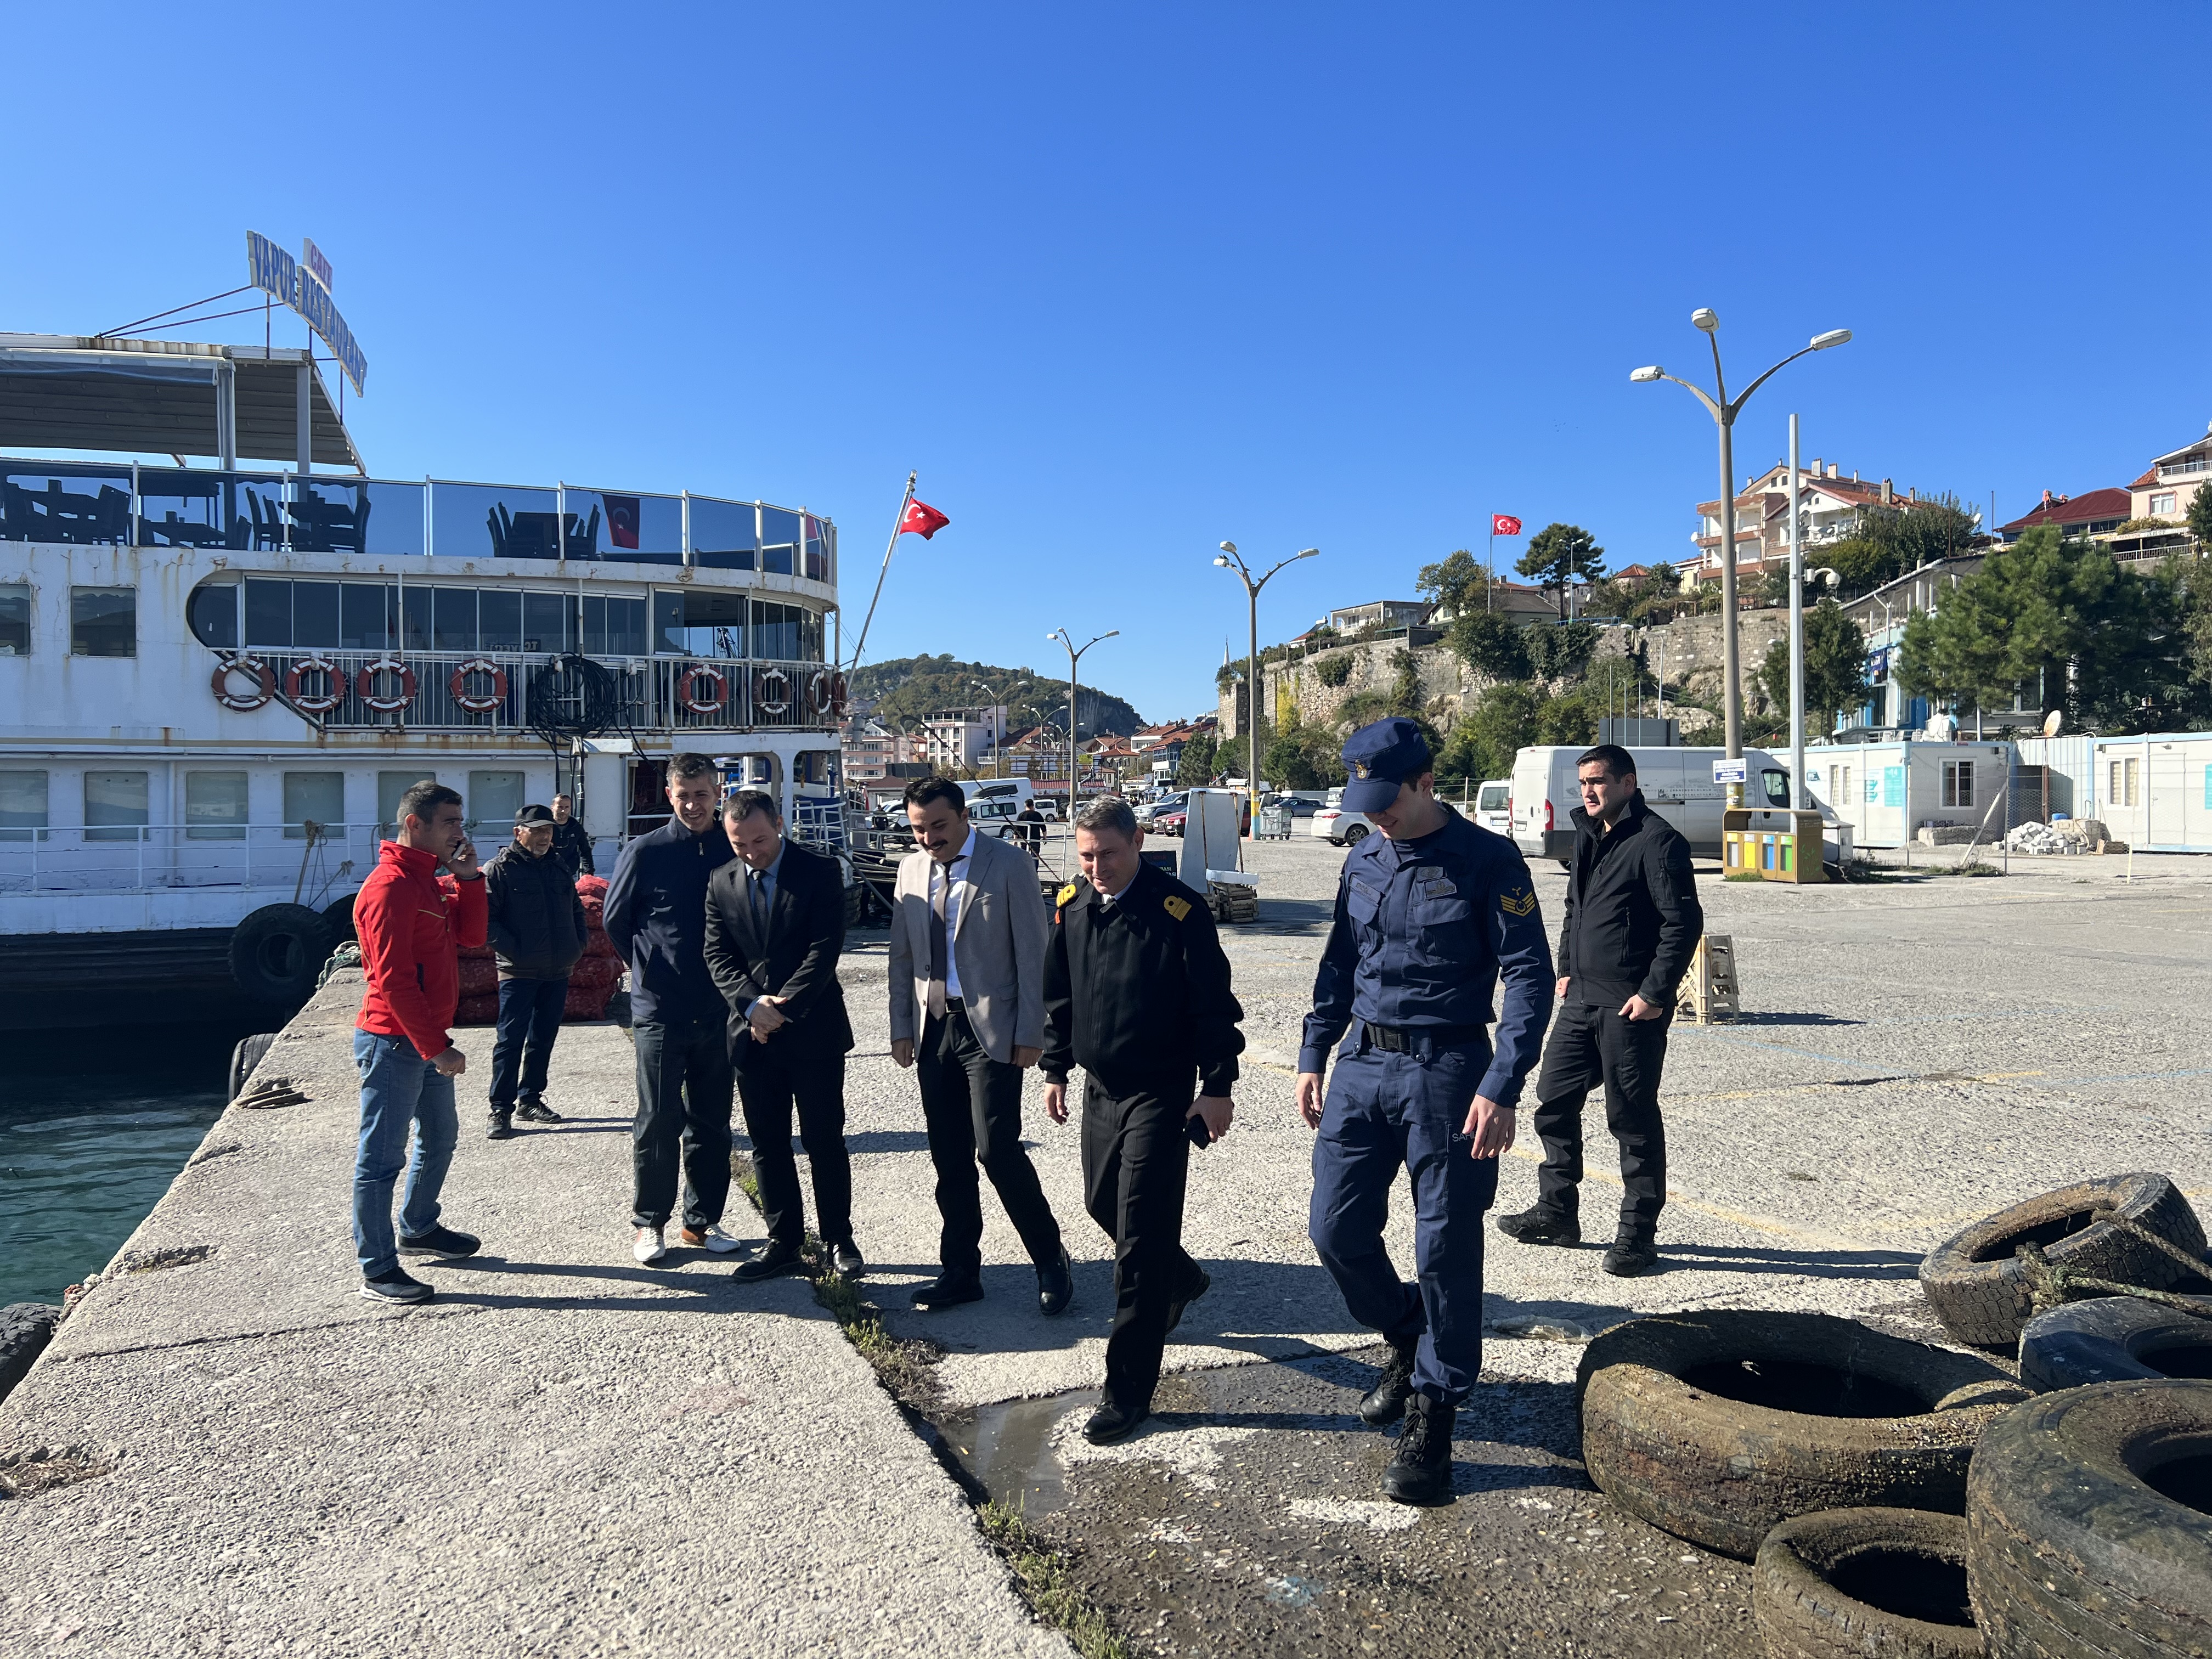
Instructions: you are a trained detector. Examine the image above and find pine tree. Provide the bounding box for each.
[1515,523,1606,618]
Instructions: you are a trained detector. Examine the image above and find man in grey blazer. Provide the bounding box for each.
[889,776,1073,1314]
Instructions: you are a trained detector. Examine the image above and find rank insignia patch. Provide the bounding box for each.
[1162,894,1191,921]
[1500,887,1536,916]
[1057,883,1078,906]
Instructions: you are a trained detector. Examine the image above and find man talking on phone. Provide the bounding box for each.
[1299,719,1553,1504]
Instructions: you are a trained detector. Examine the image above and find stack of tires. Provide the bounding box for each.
[1574,1176,2212,1659]
[448,873,624,1026]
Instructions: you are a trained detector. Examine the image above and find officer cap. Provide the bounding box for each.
[1340,718,1432,813]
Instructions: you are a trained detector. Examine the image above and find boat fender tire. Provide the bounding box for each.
[2019,1295,2212,1393]
[1754,1507,1979,1659]
[1919,1175,2207,1350]
[1575,1309,2028,1560]
[229,904,338,1005]
[1966,1379,2212,1659]
[228,1031,281,1102]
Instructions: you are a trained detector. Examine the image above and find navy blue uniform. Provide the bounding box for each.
[1300,803,1554,1407]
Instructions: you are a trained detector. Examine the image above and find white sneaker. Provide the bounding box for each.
[680,1224,743,1254]
[633,1226,667,1265]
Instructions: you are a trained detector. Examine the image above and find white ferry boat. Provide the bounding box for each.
[0,330,850,1028]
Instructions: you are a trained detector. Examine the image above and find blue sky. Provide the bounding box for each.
[8,3,2205,724]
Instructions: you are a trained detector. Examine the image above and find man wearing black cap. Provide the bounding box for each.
[483,803,588,1139]
[1299,717,1554,1505]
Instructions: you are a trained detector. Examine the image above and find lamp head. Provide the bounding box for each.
[1629,365,1663,383]
[1810,328,1852,350]
[1213,555,1230,567]
[1218,540,1237,555]
[1691,308,1719,332]
[1296,547,1319,559]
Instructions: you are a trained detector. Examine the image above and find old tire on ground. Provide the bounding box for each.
[228,904,337,1005]
[227,1031,281,1102]
[1755,1508,1978,1659]
[1918,1175,2207,1350]
[0,1303,61,1407]
[2019,1295,2212,1393]
[320,891,358,941]
[843,881,864,932]
[1576,1310,2027,1560]
[1966,1379,2212,1659]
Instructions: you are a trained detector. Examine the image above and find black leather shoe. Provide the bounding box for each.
[1358,1337,1420,1427]
[911,1273,984,1310]
[515,1102,564,1124]
[1084,1397,1150,1446]
[486,1113,516,1141]
[829,1238,866,1278]
[1166,1266,1211,1335]
[1602,1238,1660,1277]
[1037,1246,1075,1318]
[1382,1392,1455,1505]
[732,1239,805,1283]
[1497,1205,1581,1246]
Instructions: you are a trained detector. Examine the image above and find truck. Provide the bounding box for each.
[1509,744,1845,865]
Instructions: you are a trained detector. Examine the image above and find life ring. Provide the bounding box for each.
[679,663,728,715]
[449,658,508,713]
[284,655,348,714]
[753,666,791,716]
[211,656,275,712]
[808,669,849,718]
[360,657,418,713]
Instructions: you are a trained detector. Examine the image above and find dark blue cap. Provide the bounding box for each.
[1340,717,1432,813]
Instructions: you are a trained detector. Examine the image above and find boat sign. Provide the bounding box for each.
[246,230,366,395]
[1712,757,1748,785]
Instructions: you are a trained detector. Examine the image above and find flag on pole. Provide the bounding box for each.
[1491,514,1522,537]
[900,500,950,539]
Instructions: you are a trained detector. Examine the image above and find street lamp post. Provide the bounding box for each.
[1632,313,1850,802]
[1047,629,1118,823]
[1214,541,1319,840]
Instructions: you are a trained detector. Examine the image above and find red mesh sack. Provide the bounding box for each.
[584,926,620,961]
[455,994,500,1026]
[577,874,609,898]
[563,980,614,1021]
[458,957,500,998]
[568,954,619,991]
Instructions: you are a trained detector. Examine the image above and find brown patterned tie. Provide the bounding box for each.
[926,857,952,1020]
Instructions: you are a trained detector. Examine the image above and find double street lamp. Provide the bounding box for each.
[1215,541,1319,840]
[1046,628,1118,822]
[1632,311,1850,796]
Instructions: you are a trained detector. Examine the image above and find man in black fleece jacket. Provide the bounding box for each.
[1499,743,1702,1278]
[603,754,738,1265]
[483,804,589,1138]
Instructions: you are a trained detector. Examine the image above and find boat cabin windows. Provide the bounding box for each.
[1,466,131,545]
[0,584,28,656]
[750,601,822,663]
[284,772,345,840]
[84,770,149,842]
[70,587,135,658]
[188,580,239,648]
[655,590,747,658]
[185,771,250,840]
[0,770,47,841]
[213,578,651,658]
[467,771,526,834]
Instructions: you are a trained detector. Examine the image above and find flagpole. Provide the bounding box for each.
[845,470,917,672]
[1487,521,1494,613]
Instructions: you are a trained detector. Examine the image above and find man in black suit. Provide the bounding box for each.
[702,789,860,1284]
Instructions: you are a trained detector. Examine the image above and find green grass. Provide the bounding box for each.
[978,1503,1134,1659]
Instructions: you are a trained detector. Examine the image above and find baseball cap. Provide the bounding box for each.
[515,803,556,827]
[1339,718,1433,814]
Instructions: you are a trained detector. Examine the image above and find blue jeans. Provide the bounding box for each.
[353,1030,459,1278]
[490,974,569,1113]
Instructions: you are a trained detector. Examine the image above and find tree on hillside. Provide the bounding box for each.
[2188,483,2212,549]
[1415,550,1486,619]
[1436,682,1542,782]
[1515,523,1606,618]
[1821,494,1983,599]
[1523,619,1599,680]
[1173,731,1217,787]
[1756,600,1869,733]
[1447,610,1531,681]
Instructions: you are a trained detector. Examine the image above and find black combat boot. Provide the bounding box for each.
[1496,1204,1580,1246]
[1382,1391,1455,1506]
[1602,1235,1660,1277]
[486,1109,516,1141]
[1358,1336,1420,1426]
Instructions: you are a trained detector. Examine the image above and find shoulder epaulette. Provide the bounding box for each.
[1163,893,1191,922]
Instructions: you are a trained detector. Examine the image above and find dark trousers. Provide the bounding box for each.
[738,1045,853,1248]
[1309,1037,1497,1408]
[489,974,569,1114]
[1081,1074,1206,1413]
[917,1007,1062,1277]
[1531,1000,1671,1239]
[630,1013,735,1230]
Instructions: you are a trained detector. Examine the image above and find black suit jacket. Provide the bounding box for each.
[702,838,855,1069]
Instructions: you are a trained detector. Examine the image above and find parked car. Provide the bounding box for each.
[1309,805,1373,846]
[1154,809,1187,837]
[1135,792,1187,827]
[1473,778,1511,836]
[1266,793,1323,819]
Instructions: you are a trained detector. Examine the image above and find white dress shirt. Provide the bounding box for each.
[934,829,977,999]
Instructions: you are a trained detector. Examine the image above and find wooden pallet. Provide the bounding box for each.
[1684,934,1739,1024]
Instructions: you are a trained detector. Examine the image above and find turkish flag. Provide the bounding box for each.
[900,499,950,539]
[605,494,641,550]
[1492,514,1523,536]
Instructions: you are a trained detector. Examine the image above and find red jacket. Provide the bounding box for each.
[355,839,488,1059]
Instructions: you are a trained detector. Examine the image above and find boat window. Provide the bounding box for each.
[0,770,47,841]
[0,583,32,655]
[357,481,426,557]
[136,470,287,552]
[759,507,801,577]
[524,591,571,653]
[340,584,393,651]
[185,771,249,840]
[433,588,476,651]
[70,587,135,658]
[284,772,345,840]
[188,581,238,649]
[1,466,131,545]
[691,497,757,571]
[479,589,523,652]
[431,482,559,561]
[289,480,374,556]
[564,488,683,565]
[582,595,647,657]
[467,770,526,833]
[84,770,149,841]
[802,515,831,583]
[656,589,746,658]
[792,751,837,787]
[291,580,342,648]
[750,600,822,662]
[246,579,292,646]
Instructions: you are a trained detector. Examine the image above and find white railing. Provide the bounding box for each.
[0,821,377,900]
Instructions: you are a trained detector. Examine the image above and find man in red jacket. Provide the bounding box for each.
[353,780,489,1303]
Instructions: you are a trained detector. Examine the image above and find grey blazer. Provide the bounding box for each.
[887,831,1049,1064]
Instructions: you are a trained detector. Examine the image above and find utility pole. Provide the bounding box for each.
[1047,628,1118,823]
[1214,540,1319,839]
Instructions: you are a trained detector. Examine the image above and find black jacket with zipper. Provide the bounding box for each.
[485,842,589,981]
[1555,793,1703,1010]
[603,818,736,1024]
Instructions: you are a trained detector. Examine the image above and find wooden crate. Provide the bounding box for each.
[1684,934,1739,1024]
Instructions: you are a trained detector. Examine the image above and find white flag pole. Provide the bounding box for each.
[845,470,918,672]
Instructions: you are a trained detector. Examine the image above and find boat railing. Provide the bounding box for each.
[0,820,382,901]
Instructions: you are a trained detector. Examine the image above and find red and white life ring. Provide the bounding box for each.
[808,669,849,718]
[360,657,418,713]
[679,663,728,714]
[284,655,348,714]
[449,658,509,713]
[753,666,792,716]
[211,656,275,712]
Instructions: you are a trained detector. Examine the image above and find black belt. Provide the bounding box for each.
[1361,1020,1485,1053]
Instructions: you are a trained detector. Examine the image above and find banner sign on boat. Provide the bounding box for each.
[246,230,366,396]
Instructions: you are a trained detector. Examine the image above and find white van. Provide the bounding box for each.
[962,778,1035,812]
[1509,745,1838,864]
[1473,778,1511,836]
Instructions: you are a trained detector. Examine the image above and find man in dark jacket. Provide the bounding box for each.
[703,789,860,1285]
[604,754,739,1266]
[549,793,594,880]
[1042,796,1244,1446]
[484,803,589,1139]
[1499,743,1703,1277]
